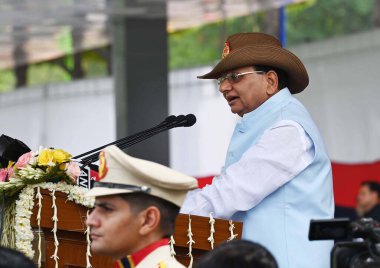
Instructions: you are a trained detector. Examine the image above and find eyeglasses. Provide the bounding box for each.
[217,71,265,85]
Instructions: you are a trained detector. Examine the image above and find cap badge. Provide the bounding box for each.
[98,151,108,180]
[222,41,230,59]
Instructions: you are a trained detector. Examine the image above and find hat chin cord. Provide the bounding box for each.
[93,181,151,193]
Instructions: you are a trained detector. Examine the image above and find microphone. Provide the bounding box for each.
[76,114,196,188]
[182,114,197,127]
[118,114,196,148]
[117,116,183,148]
[115,115,186,150]
[78,114,197,165]
[164,115,178,124]
[114,113,196,152]
[74,115,179,160]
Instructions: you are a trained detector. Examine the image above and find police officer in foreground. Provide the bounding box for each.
[86,145,198,268]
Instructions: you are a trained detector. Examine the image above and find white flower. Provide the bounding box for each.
[15,186,35,259]
[14,183,94,262]
[17,165,44,180]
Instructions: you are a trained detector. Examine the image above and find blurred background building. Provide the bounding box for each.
[1,0,380,214]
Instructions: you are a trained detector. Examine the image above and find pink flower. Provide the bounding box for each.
[0,168,14,182]
[66,162,81,182]
[15,152,33,169]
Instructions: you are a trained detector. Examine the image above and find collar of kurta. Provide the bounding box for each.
[238,87,292,133]
[114,238,170,268]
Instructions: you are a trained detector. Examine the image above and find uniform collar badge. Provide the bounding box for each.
[98,151,108,180]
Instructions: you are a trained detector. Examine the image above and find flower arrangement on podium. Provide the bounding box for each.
[0,147,80,194]
[0,147,94,268]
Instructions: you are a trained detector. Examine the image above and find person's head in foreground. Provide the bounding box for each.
[0,246,36,268]
[356,181,380,217]
[198,32,308,117]
[85,145,198,261]
[195,240,278,268]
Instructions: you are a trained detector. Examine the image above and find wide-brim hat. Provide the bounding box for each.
[198,32,309,94]
[86,145,198,207]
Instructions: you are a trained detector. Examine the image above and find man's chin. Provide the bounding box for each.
[91,244,110,256]
[230,108,243,117]
[230,107,238,114]
[91,244,125,259]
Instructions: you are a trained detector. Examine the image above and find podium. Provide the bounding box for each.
[31,189,243,267]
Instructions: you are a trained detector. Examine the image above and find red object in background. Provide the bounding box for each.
[332,161,380,208]
[196,161,380,209]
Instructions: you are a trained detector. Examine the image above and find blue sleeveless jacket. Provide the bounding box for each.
[225,88,334,268]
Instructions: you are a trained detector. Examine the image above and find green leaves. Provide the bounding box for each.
[169,0,376,69]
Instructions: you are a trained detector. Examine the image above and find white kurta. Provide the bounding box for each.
[181,119,314,219]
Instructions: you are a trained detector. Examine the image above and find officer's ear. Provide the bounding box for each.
[138,206,161,236]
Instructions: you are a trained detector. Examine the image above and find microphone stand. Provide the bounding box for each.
[74,115,178,161]
[80,114,195,165]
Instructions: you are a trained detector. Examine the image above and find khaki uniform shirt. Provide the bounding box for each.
[115,239,184,268]
[136,245,184,268]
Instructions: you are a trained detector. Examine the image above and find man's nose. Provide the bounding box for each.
[86,210,100,228]
[219,79,232,94]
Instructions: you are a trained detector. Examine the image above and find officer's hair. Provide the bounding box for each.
[253,65,287,90]
[119,193,180,237]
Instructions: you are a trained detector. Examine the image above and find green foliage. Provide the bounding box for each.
[169,26,220,70]
[58,27,74,55]
[28,62,71,87]
[170,0,376,69]
[41,164,73,185]
[0,0,377,90]
[0,69,15,92]
[82,50,109,78]
[169,14,266,70]
[286,0,375,45]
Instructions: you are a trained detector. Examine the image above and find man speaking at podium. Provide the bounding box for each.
[86,145,198,268]
[181,33,334,268]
